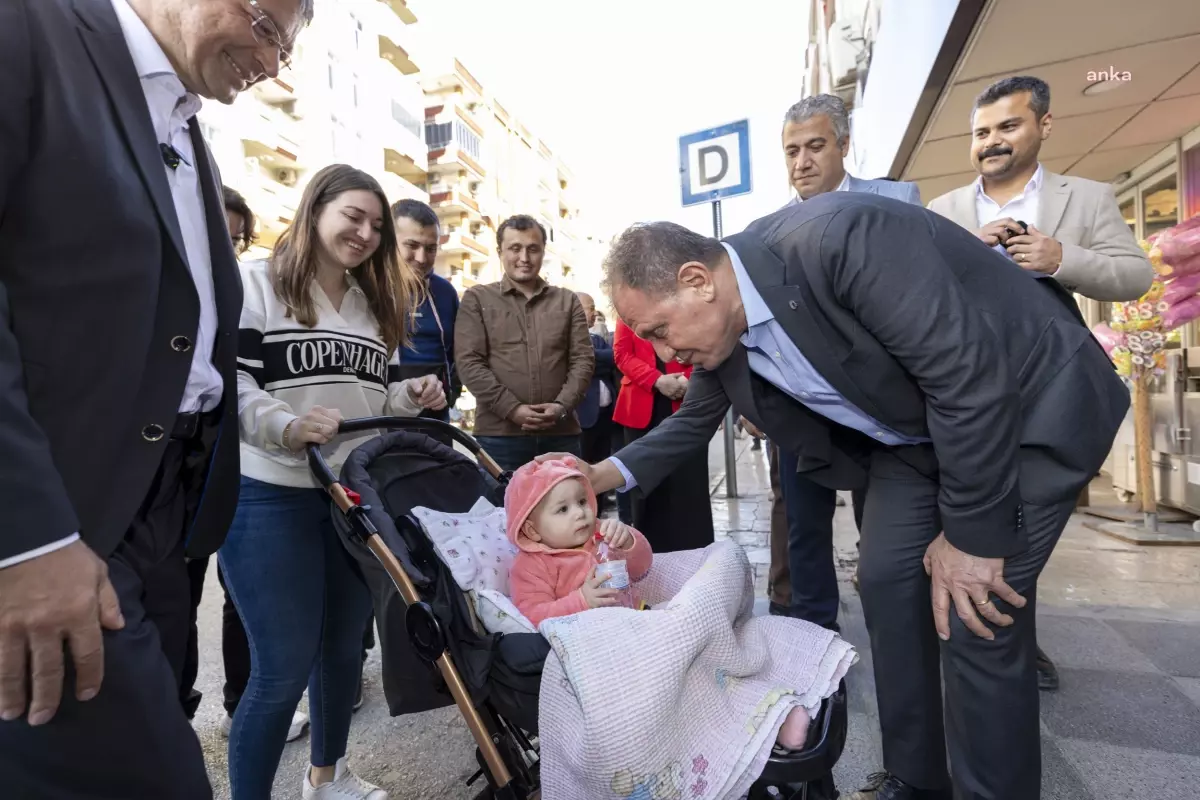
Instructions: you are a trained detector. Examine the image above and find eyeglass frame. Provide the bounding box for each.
[246,0,294,70]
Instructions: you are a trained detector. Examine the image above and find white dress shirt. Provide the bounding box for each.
[975,163,1044,260]
[0,0,222,569]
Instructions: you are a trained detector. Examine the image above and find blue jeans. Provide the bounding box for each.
[218,477,372,799]
[475,434,581,473]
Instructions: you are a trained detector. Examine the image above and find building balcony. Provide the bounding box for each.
[252,76,296,105]
[241,182,300,247]
[440,231,491,259]
[428,144,486,179]
[421,59,485,104]
[237,102,303,166]
[379,33,418,76]
[377,170,428,207]
[384,147,427,185]
[378,0,416,24]
[429,184,482,217]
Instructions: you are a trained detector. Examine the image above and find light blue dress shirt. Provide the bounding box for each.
[611,243,927,491]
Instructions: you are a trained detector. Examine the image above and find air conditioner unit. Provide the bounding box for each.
[276,168,298,187]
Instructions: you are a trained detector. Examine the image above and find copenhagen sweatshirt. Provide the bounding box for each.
[236,259,424,488]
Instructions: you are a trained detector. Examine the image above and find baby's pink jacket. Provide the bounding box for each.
[504,458,653,628]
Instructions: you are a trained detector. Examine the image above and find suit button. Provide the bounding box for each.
[789,300,799,310]
[171,335,193,352]
[142,424,165,442]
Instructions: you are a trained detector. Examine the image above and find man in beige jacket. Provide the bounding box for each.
[928,76,1152,301]
[927,75,1152,702]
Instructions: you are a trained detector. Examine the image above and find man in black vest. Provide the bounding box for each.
[545,194,1127,800]
[0,0,311,796]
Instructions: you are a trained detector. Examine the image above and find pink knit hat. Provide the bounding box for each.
[504,457,597,553]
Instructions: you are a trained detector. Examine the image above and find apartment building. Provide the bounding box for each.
[198,0,429,258]
[421,59,588,295]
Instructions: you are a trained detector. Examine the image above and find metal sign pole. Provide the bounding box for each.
[712,200,739,498]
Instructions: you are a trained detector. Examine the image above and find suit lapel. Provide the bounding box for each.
[950,184,978,229]
[72,0,188,265]
[1038,172,1071,236]
[723,234,890,426]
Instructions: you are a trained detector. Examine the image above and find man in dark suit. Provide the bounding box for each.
[0,0,310,797]
[551,194,1128,800]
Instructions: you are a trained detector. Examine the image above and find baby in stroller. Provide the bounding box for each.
[504,457,816,752]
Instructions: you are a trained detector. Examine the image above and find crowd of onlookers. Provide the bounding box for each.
[0,1,1158,798]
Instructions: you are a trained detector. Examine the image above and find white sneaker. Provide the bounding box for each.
[302,757,387,800]
[221,709,310,742]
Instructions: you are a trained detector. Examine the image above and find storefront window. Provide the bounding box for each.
[1142,174,1179,239]
[1120,196,1135,236]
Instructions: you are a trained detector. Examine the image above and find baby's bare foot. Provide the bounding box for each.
[775,706,812,751]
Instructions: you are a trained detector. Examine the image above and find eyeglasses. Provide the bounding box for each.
[246,0,292,70]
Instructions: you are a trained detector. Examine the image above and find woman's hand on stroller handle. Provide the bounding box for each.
[283,406,343,452]
[580,567,618,609]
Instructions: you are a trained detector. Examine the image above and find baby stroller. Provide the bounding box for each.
[308,417,848,800]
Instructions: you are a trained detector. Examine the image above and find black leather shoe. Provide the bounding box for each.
[1037,646,1060,691]
[768,601,791,617]
[848,772,951,799]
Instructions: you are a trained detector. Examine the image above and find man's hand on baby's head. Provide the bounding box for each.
[580,567,618,609]
[598,518,635,551]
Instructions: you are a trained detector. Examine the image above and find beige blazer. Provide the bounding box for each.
[927,171,1154,302]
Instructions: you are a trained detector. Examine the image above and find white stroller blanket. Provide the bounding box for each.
[537,541,856,800]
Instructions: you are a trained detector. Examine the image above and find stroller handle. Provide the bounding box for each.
[305,416,505,488]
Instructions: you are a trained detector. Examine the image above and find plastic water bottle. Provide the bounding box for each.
[594,532,635,608]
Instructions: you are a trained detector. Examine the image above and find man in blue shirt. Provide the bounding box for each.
[543,196,1128,800]
[392,199,461,423]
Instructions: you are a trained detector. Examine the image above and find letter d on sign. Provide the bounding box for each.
[698,145,729,186]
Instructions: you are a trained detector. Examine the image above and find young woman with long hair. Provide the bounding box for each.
[219,165,444,800]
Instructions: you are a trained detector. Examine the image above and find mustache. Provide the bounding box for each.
[979,146,1012,161]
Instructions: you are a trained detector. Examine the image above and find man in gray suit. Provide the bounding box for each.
[761,95,923,630]
[547,194,1128,799]
[928,76,1152,692]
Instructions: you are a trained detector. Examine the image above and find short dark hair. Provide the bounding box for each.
[601,221,727,299]
[496,214,547,248]
[973,76,1051,123]
[222,185,256,252]
[391,198,439,229]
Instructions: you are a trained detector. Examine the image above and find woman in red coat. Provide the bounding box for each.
[612,320,714,552]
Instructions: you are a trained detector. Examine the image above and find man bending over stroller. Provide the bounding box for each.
[504,457,815,752]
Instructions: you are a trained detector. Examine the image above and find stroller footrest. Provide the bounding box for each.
[754,683,848,787]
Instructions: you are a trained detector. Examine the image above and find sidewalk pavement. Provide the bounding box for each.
[194,435,1200,798]
[709,433,1200,799]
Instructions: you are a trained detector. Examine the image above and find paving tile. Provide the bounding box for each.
[1040,668,1200,755]
[1057,739,1200,799]
[1041,733,1095,800]
[831,710,884,796]
[1175,676,1200,707]
[1034,614,1160,673]
[1106,618,1200,678]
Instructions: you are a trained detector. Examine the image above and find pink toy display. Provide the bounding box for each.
[1091,322,1122,356]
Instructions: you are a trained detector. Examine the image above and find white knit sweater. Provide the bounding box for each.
[236,260,423,488]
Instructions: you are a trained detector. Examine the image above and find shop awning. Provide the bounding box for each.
[895,0,1200,202]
